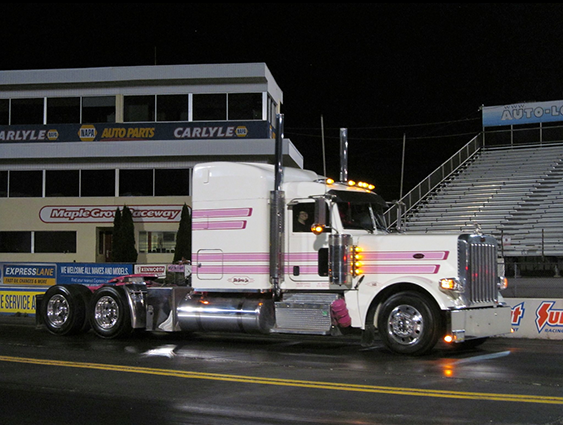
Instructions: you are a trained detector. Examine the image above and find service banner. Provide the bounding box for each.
[482,100,563,127]
[505,298,563,340]
[0,287,46,315]
[1,264,56,286]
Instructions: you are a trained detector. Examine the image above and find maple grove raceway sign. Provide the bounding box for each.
[39,205,183,223]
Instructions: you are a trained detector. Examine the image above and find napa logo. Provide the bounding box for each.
[235,126,248,137]
[47,129,59,141]
[78,125,97,141]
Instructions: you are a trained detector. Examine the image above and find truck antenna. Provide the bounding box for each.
[320,115,327,178]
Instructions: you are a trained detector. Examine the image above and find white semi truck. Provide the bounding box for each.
[36,116,511,355]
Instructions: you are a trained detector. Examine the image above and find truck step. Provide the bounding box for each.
[273,293,339,335]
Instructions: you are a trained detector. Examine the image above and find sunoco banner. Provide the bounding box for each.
[505,298,563,340]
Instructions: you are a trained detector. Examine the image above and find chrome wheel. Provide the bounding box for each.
[41,285,90,336]
[377,292,441,355]
[93,295,120,330]
[89,286,132,338]
[387,304,424,346]
[46,294,69,328]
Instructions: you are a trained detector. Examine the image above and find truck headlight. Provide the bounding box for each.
[440,277,463,292]
[497,276,508,291]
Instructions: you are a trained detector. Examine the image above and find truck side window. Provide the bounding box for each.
[292,202,314,232]
[318,248,328,276]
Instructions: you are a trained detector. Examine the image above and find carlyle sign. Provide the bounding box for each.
[39,205,183,223]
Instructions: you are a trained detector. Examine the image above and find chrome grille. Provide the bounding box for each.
[458,234,498,306]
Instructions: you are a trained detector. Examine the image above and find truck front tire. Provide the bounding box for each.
[377,292,441,356]
[89,286,132,339]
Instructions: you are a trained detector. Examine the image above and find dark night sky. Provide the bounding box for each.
[2,3,563,201]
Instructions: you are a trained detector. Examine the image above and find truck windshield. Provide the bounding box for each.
[330,190,388,232]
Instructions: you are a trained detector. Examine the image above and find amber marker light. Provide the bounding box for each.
[311,224,325,235]
[357,181,375,190]
[352,246,363,276]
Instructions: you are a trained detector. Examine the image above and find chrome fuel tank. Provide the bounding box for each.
[176,294,275,334]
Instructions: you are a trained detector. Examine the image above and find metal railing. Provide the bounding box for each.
[385,133,484,228]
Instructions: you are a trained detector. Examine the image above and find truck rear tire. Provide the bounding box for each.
[41,285,90,336]
[377,292,441,356]
[89,286,132,339]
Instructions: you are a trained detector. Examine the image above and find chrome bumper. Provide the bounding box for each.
[448,305,512,342]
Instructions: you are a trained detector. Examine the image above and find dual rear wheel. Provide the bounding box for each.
[41,285,132,339]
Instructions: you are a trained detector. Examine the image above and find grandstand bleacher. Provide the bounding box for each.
[402,143,563,278]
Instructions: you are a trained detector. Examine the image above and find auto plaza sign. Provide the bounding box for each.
[482,99,563,127]
[40,205,182,223]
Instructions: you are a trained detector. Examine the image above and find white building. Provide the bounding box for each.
[0,63,302,264]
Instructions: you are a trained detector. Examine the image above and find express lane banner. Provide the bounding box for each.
[0,263,133,287]
[1,264,57,286]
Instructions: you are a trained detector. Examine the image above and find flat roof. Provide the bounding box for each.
[0,138,304,169]
[0,63,283,102]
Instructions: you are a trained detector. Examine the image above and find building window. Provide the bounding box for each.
[47,97,81,124]
[124,95,155,122]
[228,93,262,120]
[120,169,153,196]
[81,169,115,197]
[82,96,115,123]
[0,99,8,125]
[9,170,42,197]
[193,93,227,121]
[46,170,79,197]
[35,231,76,253]
[268,95,278,125]
[157,95,188,122]
[0,171,6,197]
[0,231,31,253]
[155,169,190,196]
[139,231,176,253]
[10,98,43,125]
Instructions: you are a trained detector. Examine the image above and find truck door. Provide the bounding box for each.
[287,200,330,288]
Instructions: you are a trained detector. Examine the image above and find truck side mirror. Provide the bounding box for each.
[312,198,326,235]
